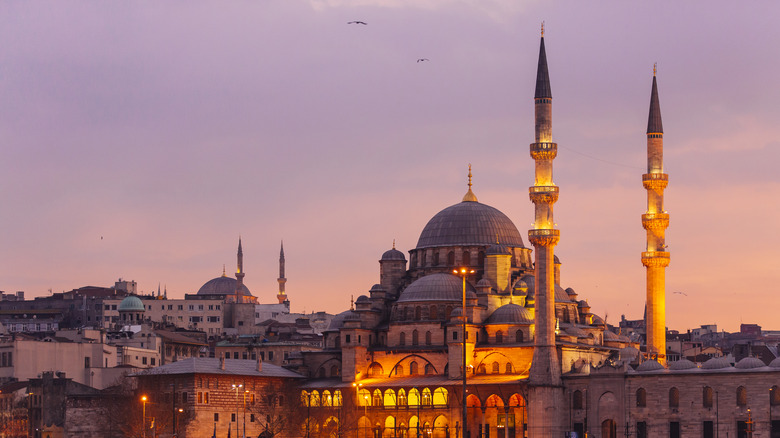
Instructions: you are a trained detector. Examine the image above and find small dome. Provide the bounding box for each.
[603,331,620,341]
[578,300,589,309]
[398,273,475,303]
[197,276,252,297]
[735,357,766,369]
[565,326,588,338]
[119,295,145,312]
[326,310,355,331]
[450,307,463,319]
[513,279,528,290]
[668,359,698,370]
[702,357,732,370]
[487,303,533,325]
[769,357,780,368]
[355,295,370,303]
[555,285,570,303]
[486,243,511,255]
[369,284,385,293]
[590,315,606,326]
[636,359,665,372]
[381,248,406,261]
[476,279,492,288]
[619,346,640,361]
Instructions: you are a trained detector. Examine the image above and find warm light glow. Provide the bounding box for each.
[141,395,147,402]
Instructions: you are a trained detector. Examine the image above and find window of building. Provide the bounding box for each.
[736,386,747,406]
[447,251,455,266]
[669,421,680,438]
[182,392,187,403]
[429,306,438,320]
[214,413,219,422]
[636,388,646,407]
[772,386,780,406]
[250,414,255,423]
[410,361,419,375]
[345,335,351,344]
[425,331,432,346]
[496,331,503,344]
[573,390,583,410]
[84,357,90,368]
[168,305,173,310]
[505,363,512,374]
[399,332,405,346]
[636,422,647,438]
[492,362,500,373]
[703,421,714,438]
[669,387,679,408]
[104,305,110,310]
[452,331,457,341]
[268,352,274,360]
[412,330,419,346]
[703,386,713,408]
[232,413,236,422]
[177,305,183,310]
[462,251,471,265]
[233,352,239,359]
[142,357,148,365]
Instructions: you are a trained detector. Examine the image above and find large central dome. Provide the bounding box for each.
[416,200,525,249]
[197,275,252,297]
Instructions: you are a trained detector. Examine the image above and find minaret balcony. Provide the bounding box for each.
[530,142,558,160]
[642,173,668,191]
[528,229,560,247]
[641,213,670,231]
[641,251,670,268]
[529,186,559,204]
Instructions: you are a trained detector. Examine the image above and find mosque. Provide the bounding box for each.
[291,31,780,438]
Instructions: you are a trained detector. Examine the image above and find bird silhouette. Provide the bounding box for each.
[673,291,687,296]
[417,58,429,63]
[347,21,367,25]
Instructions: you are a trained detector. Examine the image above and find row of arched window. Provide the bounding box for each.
[355,388,449,407]
[316,365,341,378]
[399,305,455,322]
[301,390,343,407]
[572,385,780,411]
[411,250,486,270]
[475,361,514,375]
[488,330,524,344]
[399,330,433,346]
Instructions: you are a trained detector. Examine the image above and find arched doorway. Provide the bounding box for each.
[601,419,617,438]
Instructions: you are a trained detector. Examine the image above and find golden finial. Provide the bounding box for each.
[462,164,478,202]
[392,239,396,249]
[653,62,657,77]
[496,234,500,245]
[541,21,545,37]
[222,264,226,277]
[350,295,354,310]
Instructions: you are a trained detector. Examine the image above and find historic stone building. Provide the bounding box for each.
[287,31,780,438]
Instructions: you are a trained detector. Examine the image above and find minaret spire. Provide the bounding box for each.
[526,28,565,436]
[277,240,288,305]
[462,164,478,202]
[235,237,246,302]
[642,68,670,365]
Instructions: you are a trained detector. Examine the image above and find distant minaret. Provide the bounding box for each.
[236,237,246,300]
[641,65,670,364]
[526,24,565,437]
[277,241,288,304]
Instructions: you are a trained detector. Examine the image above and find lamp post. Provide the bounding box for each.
[453,267,474,438]
[353,383,364,438]
[141,395,148,438]
[232,384,243,438]
[770,387,774,437]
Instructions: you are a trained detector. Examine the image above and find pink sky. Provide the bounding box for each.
[2,2,779,333]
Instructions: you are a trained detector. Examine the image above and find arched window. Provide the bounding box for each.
[333,391,342,407]
[669,387,679,408]
[424,363,434,375]
[369,362,384,377]
[462,251,471,266]
[447,251,455,266]
[432,252,438,266]
[301,391,310,406]
[310,390,320,407]
[421,388,432,405]
[636,388,646,407]
[573,390,583,410]
[384,389,396,407]
[412,330,419,346]
[422,251,427,267]
[496,331,503,344]
[318,367,326,378]
[372,389,382,407]
[394,364,403,377]
[703,387,713,408]
[404,307,412,321]
[397,389,407,407]
[425,331,432,346]
[477,364,486,375]
[492,362,500,374]
[505,363,513,374]
[563,310,570,323]
[772,386,780,406]
[515,330,524,343]
[322,390,333,407]
[433,388,448,406]
[737,386,747,407]
[429,306,438,320]
[358,389,370,406]
[415,307,421,321]
[408,389,420,406]
[410,361,419,375]
[399,332,406,346]
[446,306,453,319]
[478,251,486,267]
[330,365,339,377]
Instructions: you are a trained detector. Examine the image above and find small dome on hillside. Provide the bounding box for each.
[735,357,766,369]
[119,295,145,312]
[702,357,732,370]
[668,359,697,370]
[381,248,406,261]
[636,359,665,372]
[487,304,533,325]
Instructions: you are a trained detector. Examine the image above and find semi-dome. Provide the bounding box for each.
[735,357,766,369]
[327,310,356,331]
[487,303,533,325]
[565,326,588,338]
[197,275,252,297]
[770,357,780,368]
[668,359,698,370]
[119,295,145,312]
[416,200,525,249]
[381,248,406,261]
[397,273,476,303]
[702,357,732,370]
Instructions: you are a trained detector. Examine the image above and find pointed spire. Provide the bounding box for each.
[222,264,226,277]
[280,240,285,257]
[534,23,552,99]
[647,65,663,134]
[238,236,243,255]
[392,239,396,249]
[462,164,478,202]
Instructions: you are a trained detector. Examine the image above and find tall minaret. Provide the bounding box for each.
[277,241,288,304]
[235,237,246,300]
[641,65,670,364]
[526,25,565,437]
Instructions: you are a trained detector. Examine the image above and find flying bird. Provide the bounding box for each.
[347,21,367,25]
[673,291,687,296]
[417,58,429,63]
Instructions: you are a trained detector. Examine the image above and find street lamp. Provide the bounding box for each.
[232,384,243,438]
[141,395,148,438]
[352,383,364,438]
[453,267,474,438]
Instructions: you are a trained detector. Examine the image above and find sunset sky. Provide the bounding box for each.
[2,1,779,333]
